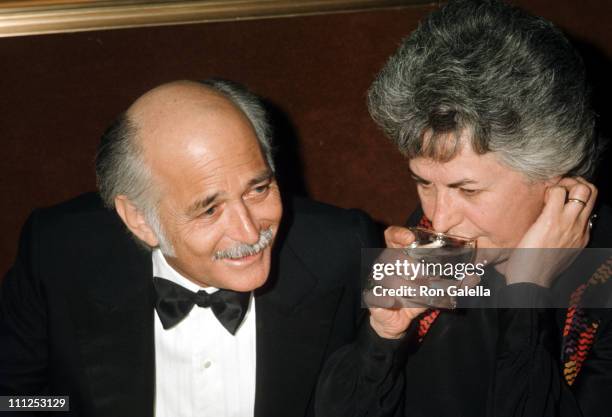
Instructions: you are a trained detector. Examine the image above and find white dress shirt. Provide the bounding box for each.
[152,249,257,417]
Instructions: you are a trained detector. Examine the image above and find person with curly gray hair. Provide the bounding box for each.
[316,1,611,416]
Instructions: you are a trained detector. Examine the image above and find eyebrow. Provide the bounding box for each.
[410,173,478,188]
[187,193,220,215]
[186,169,274,215]
[247,169,274,187]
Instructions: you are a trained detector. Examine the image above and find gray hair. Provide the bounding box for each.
[200,79,275,171]
[368,0,599,180]
[95,79,274,253]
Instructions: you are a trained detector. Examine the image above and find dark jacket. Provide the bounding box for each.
[0,193,381,417]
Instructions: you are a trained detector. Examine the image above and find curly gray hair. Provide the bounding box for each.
[368,0,598,180]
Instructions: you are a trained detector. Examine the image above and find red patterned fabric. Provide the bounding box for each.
[418,309,440,343]
[415,215,440,343]
[562,257,612,385]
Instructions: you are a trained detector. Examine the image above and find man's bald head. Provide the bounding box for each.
[127,81,246,140]
[95,79,274,252]
[96,79,273,207]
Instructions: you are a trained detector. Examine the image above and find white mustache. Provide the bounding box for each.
[214,228,274,260]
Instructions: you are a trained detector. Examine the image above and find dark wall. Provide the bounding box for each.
[0,5,437,274]
[515,0,612,207]
[1,1,611,274]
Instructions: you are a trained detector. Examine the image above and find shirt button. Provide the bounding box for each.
[203,360,212,369]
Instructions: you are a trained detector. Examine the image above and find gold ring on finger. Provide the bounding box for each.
[567,198,587,206]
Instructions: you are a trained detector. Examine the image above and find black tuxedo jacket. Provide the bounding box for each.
[0,193,381,417]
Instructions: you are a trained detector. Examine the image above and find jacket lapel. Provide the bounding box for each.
[70,231,156,417]
[254,220,345,417]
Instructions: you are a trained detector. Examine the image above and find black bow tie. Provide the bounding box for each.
[152,277,251,335]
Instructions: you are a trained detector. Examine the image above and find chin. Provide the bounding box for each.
[475,236,499,249]
[224,271,269,292]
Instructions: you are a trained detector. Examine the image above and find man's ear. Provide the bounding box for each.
[114,195,159,248]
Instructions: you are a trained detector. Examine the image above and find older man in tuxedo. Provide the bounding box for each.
[0,80,378,417]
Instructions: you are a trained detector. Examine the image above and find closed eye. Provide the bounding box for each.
[460,188,480,196]
[416,181,433,189]
[253,183,270,193]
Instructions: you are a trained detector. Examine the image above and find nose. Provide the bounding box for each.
[429,188,462,234]
[227,201,260,245]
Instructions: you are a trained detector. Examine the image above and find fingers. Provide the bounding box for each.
[384,226,416,248]
[559,177,593,218]
[366,274,429,308]
[548,177,597,247]
[560,177,597,244]
[524,177,597,250]
[541,185,567,223]
[547,178,597,219]
[573,177,598,227]
[364,276,410,308]
[369,307,426,339]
